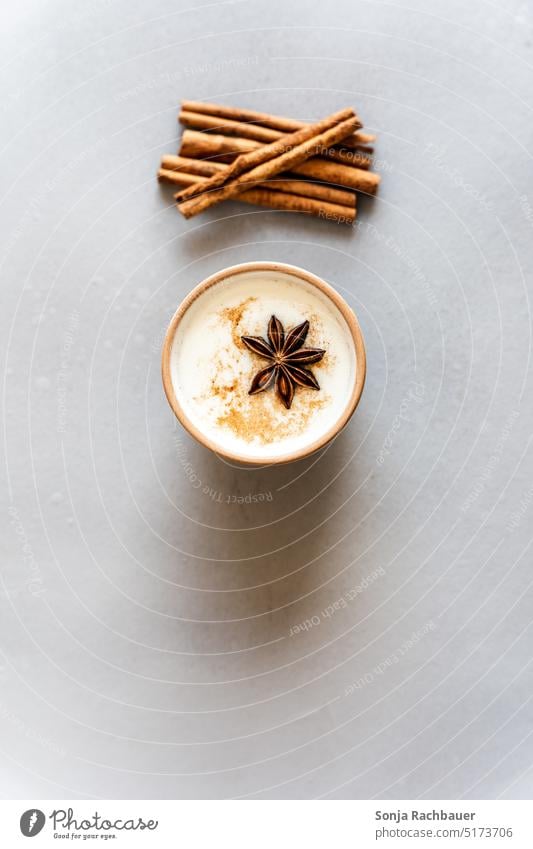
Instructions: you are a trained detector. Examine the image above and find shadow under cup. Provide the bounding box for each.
[161,261,366,466]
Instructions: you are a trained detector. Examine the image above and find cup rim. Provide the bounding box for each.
[161,261,366,465]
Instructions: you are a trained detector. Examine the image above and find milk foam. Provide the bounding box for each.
[171,268,357,461]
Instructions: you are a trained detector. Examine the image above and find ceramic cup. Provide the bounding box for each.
[162,261,366,465]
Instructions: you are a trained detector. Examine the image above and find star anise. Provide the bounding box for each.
[241,315,326,409]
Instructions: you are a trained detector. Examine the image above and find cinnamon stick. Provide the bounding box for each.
[180,129,264,161]
[294,159,380,194]
[179,130,380,195]
[227,188,356,222]
[159,155,356,207]
[180,100,373,151]
[314,145,371,169]
[176,109,360,218]
[158,168,356,222]
[180,109,281,143]
[161,154,226,177]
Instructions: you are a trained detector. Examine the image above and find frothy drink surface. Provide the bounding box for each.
[171,269,357,461]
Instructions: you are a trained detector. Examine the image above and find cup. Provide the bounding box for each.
[162,261,366,465]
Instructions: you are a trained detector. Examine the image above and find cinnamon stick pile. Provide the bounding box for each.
[158,100,381,224]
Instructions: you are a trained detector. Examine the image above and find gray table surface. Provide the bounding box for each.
[1,0,533,800]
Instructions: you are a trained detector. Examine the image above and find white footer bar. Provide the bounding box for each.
[2,800,531,847]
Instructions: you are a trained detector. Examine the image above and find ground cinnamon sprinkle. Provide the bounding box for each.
[204,298,331,444]
[307,310,333,371]
[210,379,237,401]
[221,297,257,348]
[217,392,328,444]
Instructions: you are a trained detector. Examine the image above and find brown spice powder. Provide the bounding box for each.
[221,297,257,349]
[207,298,331,444]
[217,393,328,444]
